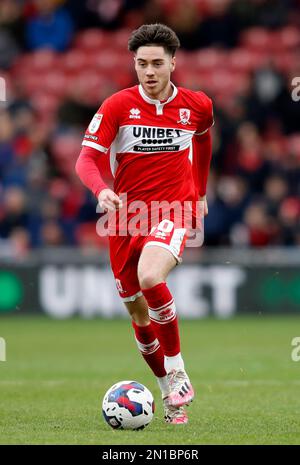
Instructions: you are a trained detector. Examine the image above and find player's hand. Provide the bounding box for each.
[199,195,208,216]
[98,189,123,212]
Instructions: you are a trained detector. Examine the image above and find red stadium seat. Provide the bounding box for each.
[61,49,90,74]
[30,92,61,116]
[277,26,300,50]
[279,197,300,220]
[67,70,119,103]
[288,133,300,159]
[111,29,133,51]
[174,50,194,69]
[20,69,67,99]
[273,51,297,74]
[228,48,266,73]
[191,49,227,71]
[29,49,59,71]
[43,70,67,98]
[240,28,275,51]
[50,132,83,177]
[241,26,298,54]
[73,29,111,51]
[19,70,45,95]
[93,49,132,72]
[11,51,61,94]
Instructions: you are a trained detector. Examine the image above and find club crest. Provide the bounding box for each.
[177,108,191,125]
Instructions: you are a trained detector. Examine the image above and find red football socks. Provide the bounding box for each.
[132,320,166,378]
[142,282,181,357]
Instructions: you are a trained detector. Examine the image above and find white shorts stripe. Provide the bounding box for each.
[143,241,183,264]
[122,291,143,302]
[170,228,186,258]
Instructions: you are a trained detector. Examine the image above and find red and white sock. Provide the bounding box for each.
[132,320,166,379]
[142,283,184,372]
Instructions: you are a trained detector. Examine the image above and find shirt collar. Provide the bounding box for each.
[138,82,178,106]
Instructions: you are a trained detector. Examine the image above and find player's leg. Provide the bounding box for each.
[109,234,188,422]
[137,222,194,408]
[124,295,187,424]
[109,235,172,406]
[124,295,168,393]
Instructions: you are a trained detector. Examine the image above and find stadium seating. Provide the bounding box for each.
[1,0,299,249]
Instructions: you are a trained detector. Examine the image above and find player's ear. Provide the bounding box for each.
[171,57,176,72]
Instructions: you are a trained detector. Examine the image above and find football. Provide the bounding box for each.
[102,380,155,430]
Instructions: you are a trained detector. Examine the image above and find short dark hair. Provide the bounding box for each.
[128,23,180,57]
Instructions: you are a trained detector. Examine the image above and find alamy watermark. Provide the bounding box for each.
[291,337,300,362]
[0,337,6,362]
[0,77,6,102]
[291,77,300,102]
[96,194,205,247]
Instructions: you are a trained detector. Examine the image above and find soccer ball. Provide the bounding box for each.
[102,380,155,430]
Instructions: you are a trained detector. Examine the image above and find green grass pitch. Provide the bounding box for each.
[0,315,300,445]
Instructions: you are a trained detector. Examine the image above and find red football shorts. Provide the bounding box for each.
[109,219,187,302]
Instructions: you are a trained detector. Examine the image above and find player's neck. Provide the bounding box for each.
[143,82,173,102]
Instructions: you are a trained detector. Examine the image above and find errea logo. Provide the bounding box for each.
[129,108,141,119]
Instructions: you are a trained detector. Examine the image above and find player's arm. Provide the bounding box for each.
[75,147,122,211]
[192,129,212,216]
[75,95,122,211]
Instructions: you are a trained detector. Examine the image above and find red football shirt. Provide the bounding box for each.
[82,83,213,206]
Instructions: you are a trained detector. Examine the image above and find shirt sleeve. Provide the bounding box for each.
[194,92,214,136]
[192,129,212,197]
[75,146,109,198]
[82,95,119,153]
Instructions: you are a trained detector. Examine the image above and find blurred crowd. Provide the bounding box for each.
[0,0,300,258]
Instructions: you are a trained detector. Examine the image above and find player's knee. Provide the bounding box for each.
[128,303,149,326]
[138,269,161,290]
[131,313,150,326]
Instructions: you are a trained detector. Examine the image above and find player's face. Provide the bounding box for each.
[134,46,175,100]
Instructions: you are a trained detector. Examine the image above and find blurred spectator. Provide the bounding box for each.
[66,0,148,31]
[278,197,300,245]
[0,29,20,69]
[242,201,279,246]
[205,169,229,245]
[25,0,74,51]
[0,186,29,238]
[231,0,291,29]
[217,175,251,239]
[9,226,31,258]
[40,219,66,246]
[0,109,15,178]
[164,0,203,51]
[1,0,300,251]
[0,0,24,67]
[231,122,268,193]
[197,0,239,48]
[263,174,289,216]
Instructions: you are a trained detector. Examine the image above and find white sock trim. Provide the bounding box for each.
[148,301,176,324]
[165,353,185,372]
[135,337,160,355]
[156,375,170,398]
